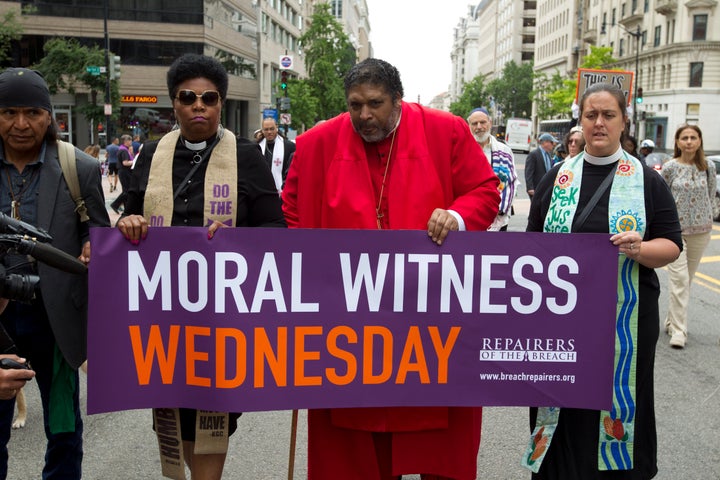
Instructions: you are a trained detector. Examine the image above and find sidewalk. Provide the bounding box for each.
[508,198,530,232]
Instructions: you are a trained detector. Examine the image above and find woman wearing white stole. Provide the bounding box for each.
[117,54,285,480]
[522,83,681,479]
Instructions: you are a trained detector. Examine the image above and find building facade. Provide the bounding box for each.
[2,0,265,146]
[316,0,371,60]
[258,0,304,136]
[583,0,720,151]
[0,0,371,147]
[450,0,719,151]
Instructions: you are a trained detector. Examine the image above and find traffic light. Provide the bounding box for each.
[636,87,643,104]
[280,70,288,91]
[109,55,121,80]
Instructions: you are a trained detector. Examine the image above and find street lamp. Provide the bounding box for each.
[601,22,642,134]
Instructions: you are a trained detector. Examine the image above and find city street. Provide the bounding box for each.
[6,154,720,479]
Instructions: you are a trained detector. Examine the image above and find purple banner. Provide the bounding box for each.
[87,228,618,415]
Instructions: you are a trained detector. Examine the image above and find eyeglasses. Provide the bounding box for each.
[175,89,221,106]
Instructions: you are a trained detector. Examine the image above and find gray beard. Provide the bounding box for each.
[474,132,490,144]
[355,107,401,143]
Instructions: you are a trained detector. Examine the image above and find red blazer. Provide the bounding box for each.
[283,102,499,231]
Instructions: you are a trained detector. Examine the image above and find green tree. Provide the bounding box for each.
[0,7,27,65]
[290,3,355,129]
[580,45,617,69]
[486,61,534,119]
[284,79,320,129]
[533,46,618,120]
[533,69,572,119]
[448,74,488,119]
[33,37,121,137]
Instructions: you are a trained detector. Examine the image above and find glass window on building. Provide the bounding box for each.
[653,25,661,47]
[54,109,72,142]
[692,14,707,41]
[331,0,343,18]
[689,62,703,87]
[117,106,175,142]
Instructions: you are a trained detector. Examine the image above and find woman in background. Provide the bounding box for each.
[565,125,585,158]
[661,124,716,348]
[83,144,100,159]
[83,144,102,174]
[623,135,639,159]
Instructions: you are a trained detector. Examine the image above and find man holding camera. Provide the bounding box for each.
[0,68,109,479]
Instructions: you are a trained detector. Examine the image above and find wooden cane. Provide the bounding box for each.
[288,409,299,480]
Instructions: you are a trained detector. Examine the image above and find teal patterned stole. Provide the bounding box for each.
[522,152,646,472]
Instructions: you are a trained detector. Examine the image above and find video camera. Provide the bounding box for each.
[0,211,87,303]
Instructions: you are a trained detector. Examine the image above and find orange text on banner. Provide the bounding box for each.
[128,324,461,388]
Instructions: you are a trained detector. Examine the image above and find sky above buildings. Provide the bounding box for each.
[365,0,473,104]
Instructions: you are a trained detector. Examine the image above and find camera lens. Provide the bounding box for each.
[0,272,39,303]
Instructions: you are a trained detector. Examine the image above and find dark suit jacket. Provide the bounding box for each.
[525,146,551,194]
[36,142,110,369]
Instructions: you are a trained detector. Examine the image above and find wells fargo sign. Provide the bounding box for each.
[122,95,159,103]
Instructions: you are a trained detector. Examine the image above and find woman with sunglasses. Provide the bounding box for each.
[564,125,585,158]
[116,53,286,479]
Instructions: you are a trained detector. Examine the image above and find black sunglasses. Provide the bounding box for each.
[175,89,221,106]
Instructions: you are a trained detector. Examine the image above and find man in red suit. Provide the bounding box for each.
[282,58,500,480]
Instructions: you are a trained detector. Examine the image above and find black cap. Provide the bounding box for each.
[0,68,52,112]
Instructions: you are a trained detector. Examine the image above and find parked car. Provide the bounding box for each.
[706,154,720,221]
[644,152,671,173]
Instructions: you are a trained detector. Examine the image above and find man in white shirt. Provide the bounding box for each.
[467,107,517,230]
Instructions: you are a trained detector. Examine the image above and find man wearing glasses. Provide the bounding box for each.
[259,117,295,194]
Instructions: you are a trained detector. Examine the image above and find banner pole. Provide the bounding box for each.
[287,409,298,480]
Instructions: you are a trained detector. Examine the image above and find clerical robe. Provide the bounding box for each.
[282,102,500,480]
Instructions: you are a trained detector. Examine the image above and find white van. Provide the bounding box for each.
[505,118,533,153]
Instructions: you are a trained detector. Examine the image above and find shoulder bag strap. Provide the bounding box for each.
[571,167,615,232]
[57,140,90,222]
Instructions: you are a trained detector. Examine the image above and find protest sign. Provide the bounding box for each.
[87,228,618,414]
[576,68,634,104]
